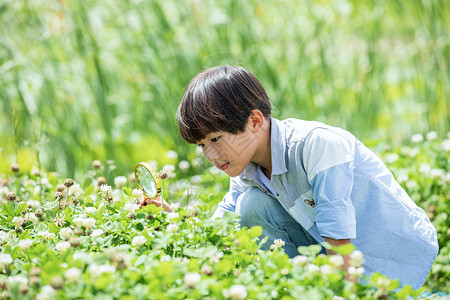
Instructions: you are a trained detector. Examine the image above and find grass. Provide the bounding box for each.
[0,0,449,177]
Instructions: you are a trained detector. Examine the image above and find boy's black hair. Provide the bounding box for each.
[177,65,271,144]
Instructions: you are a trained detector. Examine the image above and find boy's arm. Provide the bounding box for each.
[303,128,357,240]
[210,177,248,219]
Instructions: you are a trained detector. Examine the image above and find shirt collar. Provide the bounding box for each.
[240,117,288,181]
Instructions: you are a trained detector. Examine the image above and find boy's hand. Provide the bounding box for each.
[140,195,173,212]
[324,237,359,283]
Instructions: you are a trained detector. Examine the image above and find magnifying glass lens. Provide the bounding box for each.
[136,165,157,198]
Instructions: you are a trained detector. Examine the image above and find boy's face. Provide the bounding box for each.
[197,125,259,177]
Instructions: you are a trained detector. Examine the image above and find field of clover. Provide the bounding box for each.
[0,132,448,300]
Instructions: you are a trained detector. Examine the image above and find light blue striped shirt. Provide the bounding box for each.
[212,117,438,289]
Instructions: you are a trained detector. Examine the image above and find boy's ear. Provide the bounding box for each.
[248,109,264,133]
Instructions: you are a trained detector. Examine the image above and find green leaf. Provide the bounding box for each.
[97,205,106,221]
[136,223,144,231]
[48,223,60,235]
[35,223,47,232]
[1,203,15,217]
[122,186,133,197]
[249,226,262,238]
[332,243,355,256]
[215,259,234,275]
[395,285,414,299]
[83,185,95,197]
[297,245,323,258]
[15,203,27,216]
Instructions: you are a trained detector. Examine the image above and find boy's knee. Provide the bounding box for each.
[237,187,277,227]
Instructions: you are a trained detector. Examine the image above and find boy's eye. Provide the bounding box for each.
[197,144,205,148]
[211,136,221,143]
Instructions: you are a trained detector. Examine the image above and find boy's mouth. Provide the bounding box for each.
[216,162,229,171]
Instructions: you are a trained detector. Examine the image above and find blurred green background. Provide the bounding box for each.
[0,0,449,178]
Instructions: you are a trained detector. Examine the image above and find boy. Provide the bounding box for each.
[176,65,438,289]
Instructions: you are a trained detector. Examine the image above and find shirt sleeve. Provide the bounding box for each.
[210,176,247,220]
[303,128,356,239]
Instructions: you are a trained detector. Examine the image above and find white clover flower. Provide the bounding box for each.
[406,180,418,190]
[12,217,24,227]
[320,265,332,275]
[0,253,13,267]
[38,231,56,240]
[195,146,203,156]
[329,254,344,268]
[349,250,364,267]
[167,224,179,233]
[40,177,50,186]
[191,175,202,184]
[160,255,171,261]
[426,131,437,140]
[227,284,247,300]
[411,133,424,143]
[192,158,202,168]
[179,160,190,171]
[187,232,194,239]
[148,160,158,170]
[69,183,83,197]
[82,218,96,230]
[28,200,41,209]
[307,264,320,274]
[73,251,91,262]
[100,184,111,194]
[419,163,431,174]
[8,275,28,284]
[131,235,147,247]
[87,264,115,277]
[0,231,9,244]
[18,239,33,250]
[162,164,176,172]
[385,153,399,164]
[332,296,345,300]
[132,189,143,199]
[167,212,179,220]
[166,150,178,159]
[292,255,308,267]
[91,229,103,239]
[124,201,140,214]
[73,217,85,228]
[55,241,71,252]
[65,267,81,283]
[114,176,127,189]
[442,139,450,152]
[184,272,201,288]
[271,291,278,298]
[408,147,420,157]
[59,227,73,240]
[348,266,365,276]
[170,202,180,211]
[26,213,38,223]
[85,206,96,214]
[273,239,285,248]
[36,285,56,300]
[377,277,391,289]
[397,173,409,184]
[430,169,444,179]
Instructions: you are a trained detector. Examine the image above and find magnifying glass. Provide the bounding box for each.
[134,162,162,198]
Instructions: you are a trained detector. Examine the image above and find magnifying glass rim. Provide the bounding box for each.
[134,162,162,198]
